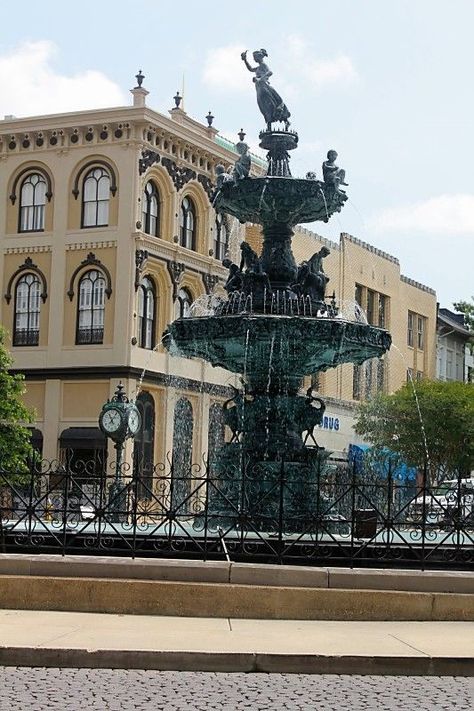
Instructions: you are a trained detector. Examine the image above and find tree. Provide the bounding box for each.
[0,326,34,472]
[354,379,474,483]
[453,296,474,356]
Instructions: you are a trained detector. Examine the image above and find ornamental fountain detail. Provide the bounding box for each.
[164,48,391,531]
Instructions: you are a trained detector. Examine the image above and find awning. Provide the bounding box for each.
[59,427,106,449]
[348,444,416,481]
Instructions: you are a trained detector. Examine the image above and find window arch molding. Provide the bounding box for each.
[67,252,112,302]
[9,165,53,206]
[4,257,48,305]
[71,159,117,199]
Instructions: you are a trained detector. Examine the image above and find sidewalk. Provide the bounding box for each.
[0,609,473,675]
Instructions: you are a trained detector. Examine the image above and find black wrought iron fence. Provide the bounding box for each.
[0,456,473,569]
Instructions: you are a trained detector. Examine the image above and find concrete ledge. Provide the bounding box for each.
[328,568,474,594]
[0,647,472,676]
[230,562,329,588]
[0,575,473,620]
[0,554,473,594]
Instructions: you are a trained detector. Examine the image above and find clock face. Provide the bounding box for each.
[101,407,122,433]
[128,408,141,435]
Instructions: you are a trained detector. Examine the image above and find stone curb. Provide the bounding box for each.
[0,575,473,620]
[0,554,473,594]
[0,647,472,676]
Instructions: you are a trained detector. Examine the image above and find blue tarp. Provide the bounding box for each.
[348,443,417,482]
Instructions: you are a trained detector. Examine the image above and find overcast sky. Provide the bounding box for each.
[1,0,472,308]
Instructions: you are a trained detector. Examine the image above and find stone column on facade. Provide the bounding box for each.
[42,380,61,461]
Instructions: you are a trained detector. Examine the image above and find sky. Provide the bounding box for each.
[1,0,473,308]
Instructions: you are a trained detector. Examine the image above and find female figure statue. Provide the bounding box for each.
[241,49,291,131]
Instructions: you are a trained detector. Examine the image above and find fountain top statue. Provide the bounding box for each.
[241,49,291,131]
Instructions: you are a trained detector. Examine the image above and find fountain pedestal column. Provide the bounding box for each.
[260,223,297,291]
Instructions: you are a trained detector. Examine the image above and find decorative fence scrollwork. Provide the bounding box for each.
[0,456,473,568]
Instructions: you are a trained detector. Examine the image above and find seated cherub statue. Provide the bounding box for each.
[233,141,251,182]
[215,163,233,190]
[322,150,348,190]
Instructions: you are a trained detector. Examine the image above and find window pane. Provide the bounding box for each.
[33,204,45,231]
[97,199,109,226]
[21,183,34,207]
[83,176,97,201]
[20,206,34,231]
[83,202,96,227]
[97,174,110,200]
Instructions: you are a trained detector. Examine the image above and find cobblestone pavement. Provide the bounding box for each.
[0,668,473,710]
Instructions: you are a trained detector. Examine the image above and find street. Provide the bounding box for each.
[0,668,472,710]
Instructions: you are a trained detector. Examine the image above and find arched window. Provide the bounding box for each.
[142,181,160,236]
[138,276,156,349]
[174,287,192,319]
[13,274,41,346]
[76,269,106,344]
[171,397,193,513]
[214,213,229,261]
[134,392,155,500]
[82,167,110,228]
[179,196,196,250]
[19,173,46,232]
[207,402,225,470]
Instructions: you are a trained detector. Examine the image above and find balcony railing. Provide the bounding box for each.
[76,327,104,345]
[13,329,39,346]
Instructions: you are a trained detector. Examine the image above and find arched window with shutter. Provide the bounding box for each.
[179,196,196,250]
[19,173,46,232]
[76,269,106,344]
[142,181,160,236]
[214,213,229,261]
[82,167,110,227]
[137,276,156,349]
[134,392,155,500]
[174,287,192,320]
[13,273,41,346]
[171,397,193,513]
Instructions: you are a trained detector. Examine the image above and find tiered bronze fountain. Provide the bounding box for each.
[164,48,391,531]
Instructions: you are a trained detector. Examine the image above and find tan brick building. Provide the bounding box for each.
[0,81,437,470]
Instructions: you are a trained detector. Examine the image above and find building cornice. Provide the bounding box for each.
[0,104,257,175]
[10,365,234,397]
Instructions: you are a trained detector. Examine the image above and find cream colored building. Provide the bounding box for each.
[247,225,437,459]
[0,80,437,473]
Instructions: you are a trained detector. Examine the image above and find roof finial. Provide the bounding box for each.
[206,111,215,127]
[135,70,145,88]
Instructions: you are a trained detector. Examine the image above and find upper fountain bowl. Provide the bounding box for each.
[214,176,347,227]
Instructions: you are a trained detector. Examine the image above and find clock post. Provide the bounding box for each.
[98,383,142,523]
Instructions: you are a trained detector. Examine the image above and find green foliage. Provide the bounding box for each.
[0,326,34,474]
[453,297,474,357]
[354,379,474,481]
